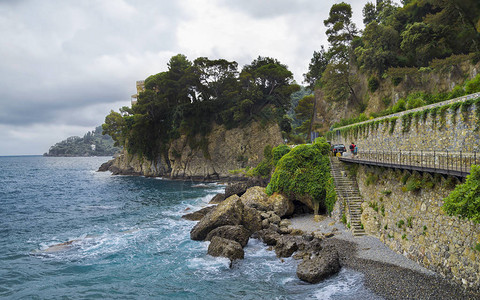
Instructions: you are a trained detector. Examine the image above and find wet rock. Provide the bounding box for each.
[279,226,292,234]
[190,195,261,241]
[225,182,248,198]
[296,245,341,284]
[207,236,244,261]
[182,206,216,221]
[274,236,298,258]
[269,193,295,217]
[206,225,250,247]
[98,160,113,172]
[240,186,269,211]
[209,193,225,204]
[268,213,281,225]
[279,219,292,228]
[262,219,270,229]
[257,228,282,246]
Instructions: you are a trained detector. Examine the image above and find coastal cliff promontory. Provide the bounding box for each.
[100,120,283,180]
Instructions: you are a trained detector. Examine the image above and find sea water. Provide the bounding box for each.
[0,156,381,299]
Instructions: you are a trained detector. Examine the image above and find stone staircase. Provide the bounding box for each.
[330,157,365,236]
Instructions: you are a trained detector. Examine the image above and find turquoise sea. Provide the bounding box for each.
[0,156,379,299]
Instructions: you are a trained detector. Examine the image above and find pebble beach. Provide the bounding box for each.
[289,214,479,300]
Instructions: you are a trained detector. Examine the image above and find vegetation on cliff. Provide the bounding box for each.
[44,126,120,157]
[305,0,480,131]
[443,165,480,223]
[266,138,336,215]
[103,55,299,161]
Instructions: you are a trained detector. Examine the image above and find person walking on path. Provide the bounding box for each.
[350,142,356,157]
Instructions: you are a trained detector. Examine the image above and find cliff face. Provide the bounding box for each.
[313,58,480,130]
[103,121,283,180]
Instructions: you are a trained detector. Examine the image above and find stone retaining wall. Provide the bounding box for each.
[329,93,480,153]
[356,164,480,290]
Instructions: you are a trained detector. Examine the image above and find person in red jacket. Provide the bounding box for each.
[350,142,356,156]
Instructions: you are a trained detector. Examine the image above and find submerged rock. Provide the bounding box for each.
[207,236,244,261]
[181,206,216,221]
[206,225,250,247]
[296,245,341,284]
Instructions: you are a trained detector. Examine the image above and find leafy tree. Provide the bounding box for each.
[192,57,239,102]
[303,46,330,89]
[323,2,359,105]
[321,62,358,103]
[102,110,126,147]
[294,95,315,137]
[324,2,358,62]
[355,21,400,73]
[363,2,377,25]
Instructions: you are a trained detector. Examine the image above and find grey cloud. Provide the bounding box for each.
[217,0,321,18]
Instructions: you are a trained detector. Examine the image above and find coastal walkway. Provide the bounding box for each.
[339,150,480,178]
[329,157,365,236]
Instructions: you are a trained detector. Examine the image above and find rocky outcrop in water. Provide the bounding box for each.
[207,236,244,261]
[190,195,262,241]
[296,245,341,284]
[206,225,250,248]
[184,185,342,282]
[181,206,216,221]
[98,121,283,179]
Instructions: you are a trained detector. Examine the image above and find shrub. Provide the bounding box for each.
[406,176,422,192]
[272,144,291,166]
[443,165,480,223]
[266,137,336,214]
[465,74,480,94]
[368,76,380,93]
[369,201,379,212]
[406,97,425,110]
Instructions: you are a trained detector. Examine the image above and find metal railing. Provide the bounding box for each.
[340,150,479,177]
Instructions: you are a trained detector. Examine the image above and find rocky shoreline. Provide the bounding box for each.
[183,182,344,284]
[183,183,480,299]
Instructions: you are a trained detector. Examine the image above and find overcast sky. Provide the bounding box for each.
[0,0,378,155]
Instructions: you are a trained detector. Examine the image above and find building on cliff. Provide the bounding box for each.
[130,80,145,106]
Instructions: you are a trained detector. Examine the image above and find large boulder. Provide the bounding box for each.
[207,236,244,261]
[269,193,295,217]
[225,182,248,198]
[190,195,261,241]
[181,206,216,221]
[256,228,282,246]
[209,193,225,204]
[206,225,250,247]
[240,186,269,211]
[274,236,299,258]
[240,187,294,217]
[296,245,341,284]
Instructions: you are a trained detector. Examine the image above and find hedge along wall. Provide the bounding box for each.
[326,92,480,153]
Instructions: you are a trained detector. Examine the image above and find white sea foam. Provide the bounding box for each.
[187,256,230,273]
[312,269,365,300]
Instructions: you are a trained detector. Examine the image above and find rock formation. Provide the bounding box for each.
[99,121,283,179]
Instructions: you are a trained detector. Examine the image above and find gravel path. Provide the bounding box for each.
[289,214,479,300]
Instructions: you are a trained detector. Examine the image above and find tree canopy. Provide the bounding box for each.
[103,55,299,161]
